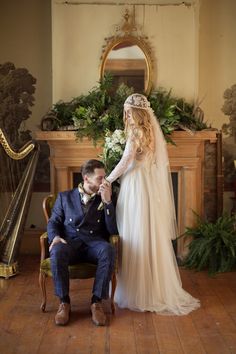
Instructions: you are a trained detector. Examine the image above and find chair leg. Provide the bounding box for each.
[111,272,117,314]
[39,270,47,312]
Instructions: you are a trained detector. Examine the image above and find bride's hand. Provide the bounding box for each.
[99,178,110,190]
[103,177,111,186]
[98,178,110,195]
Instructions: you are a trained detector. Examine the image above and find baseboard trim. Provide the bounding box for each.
[20,229,44,255]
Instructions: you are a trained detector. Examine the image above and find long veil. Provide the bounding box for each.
[148,106,178,241]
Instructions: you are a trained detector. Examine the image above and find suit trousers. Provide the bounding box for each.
[50,238,115,300]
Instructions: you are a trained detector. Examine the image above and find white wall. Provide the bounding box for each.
[199,0,236,129]
[52,1,198,102]
[0,0,52,134]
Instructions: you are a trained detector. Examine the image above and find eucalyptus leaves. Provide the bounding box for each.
[48,74,208,145]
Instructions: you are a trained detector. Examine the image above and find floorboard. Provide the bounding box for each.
[0,256,236,354]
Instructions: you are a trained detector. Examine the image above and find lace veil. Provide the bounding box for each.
[124,93,178,240]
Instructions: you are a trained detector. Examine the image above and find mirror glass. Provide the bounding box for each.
[102,40,150,94]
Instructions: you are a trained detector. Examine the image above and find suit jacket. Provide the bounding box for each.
[47,188,118,245]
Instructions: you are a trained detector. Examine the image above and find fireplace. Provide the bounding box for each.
[36,130,222,258]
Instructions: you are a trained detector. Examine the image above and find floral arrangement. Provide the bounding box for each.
[101,129,126,174]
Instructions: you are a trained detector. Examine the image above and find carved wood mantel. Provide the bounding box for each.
[35,130,219,258]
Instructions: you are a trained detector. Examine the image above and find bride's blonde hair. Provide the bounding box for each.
[124,107,153,155]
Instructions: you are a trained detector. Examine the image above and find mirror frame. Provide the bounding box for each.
[100,35,153,95]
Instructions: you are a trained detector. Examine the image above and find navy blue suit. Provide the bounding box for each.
[47,188,118,300]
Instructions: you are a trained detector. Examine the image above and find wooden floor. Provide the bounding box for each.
[1,256,236,354]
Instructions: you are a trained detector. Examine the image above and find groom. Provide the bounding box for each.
[47,159,118,326]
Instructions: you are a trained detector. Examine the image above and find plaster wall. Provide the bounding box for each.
[52,2,198,102]
[0,0,52,134]
[198,0,236,129]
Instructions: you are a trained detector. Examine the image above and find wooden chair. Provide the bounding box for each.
[39,194,119,313]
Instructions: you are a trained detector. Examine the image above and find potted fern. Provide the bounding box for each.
[182,213,236,275]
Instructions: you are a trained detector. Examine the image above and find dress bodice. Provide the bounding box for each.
[106,136,155,183]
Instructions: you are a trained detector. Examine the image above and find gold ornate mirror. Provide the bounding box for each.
[100,11,153,95]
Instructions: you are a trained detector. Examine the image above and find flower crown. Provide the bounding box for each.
[124,93,150,110]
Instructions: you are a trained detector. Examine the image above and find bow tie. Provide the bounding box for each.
[78,183,96,205]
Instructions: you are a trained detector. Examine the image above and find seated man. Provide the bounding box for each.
[47,159,118,326]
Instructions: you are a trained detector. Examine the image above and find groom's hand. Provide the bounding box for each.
[49,236,67,252]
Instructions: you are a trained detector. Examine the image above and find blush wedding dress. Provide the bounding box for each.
[106,94,200,315]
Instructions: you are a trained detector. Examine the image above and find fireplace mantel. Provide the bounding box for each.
[35,129,220,258]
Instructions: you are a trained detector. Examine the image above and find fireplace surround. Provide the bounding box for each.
[36,130,221,258]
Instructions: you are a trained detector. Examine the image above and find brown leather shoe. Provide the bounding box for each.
[55,302,71,326]
[91,302,106,326]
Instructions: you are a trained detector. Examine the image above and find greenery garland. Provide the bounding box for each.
[49,73,208,144]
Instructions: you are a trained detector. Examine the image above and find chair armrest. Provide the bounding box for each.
[109,234,120,273]
[40,232,48,262]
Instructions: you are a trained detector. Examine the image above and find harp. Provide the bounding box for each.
[0,128,39,278]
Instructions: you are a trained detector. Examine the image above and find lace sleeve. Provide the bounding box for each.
[106,137,137,183]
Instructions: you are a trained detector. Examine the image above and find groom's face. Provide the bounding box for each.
[84,168,106,193]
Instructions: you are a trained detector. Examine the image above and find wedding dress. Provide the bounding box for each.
[106,94,200,315]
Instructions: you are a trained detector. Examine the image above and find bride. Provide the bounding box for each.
[103,93,200,315]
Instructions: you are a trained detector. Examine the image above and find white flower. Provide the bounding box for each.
[114,129,123,138]
[102,129,126,173]
[114,145,121,152]
[112,137,119,144]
